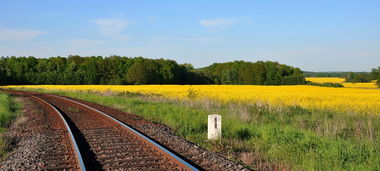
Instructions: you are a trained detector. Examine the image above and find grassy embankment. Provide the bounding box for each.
[9,88,380,170]
[0,92,20,158]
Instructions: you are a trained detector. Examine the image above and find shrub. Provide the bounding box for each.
[307,81,344,88]
[186,88,200,100]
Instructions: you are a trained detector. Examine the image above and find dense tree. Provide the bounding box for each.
[371,67,380,87]
[0,59,7,85]
[345,72,372,83]
[0,56,307,85]
[126,61,149,84]
[371,67,380,80]
[303,72,348,77]
[200,61,305,85]
[158,59,184,84]
[180,63,194,71]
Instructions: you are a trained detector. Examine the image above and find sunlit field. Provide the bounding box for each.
[343,82,378,89]
[3,85,380,115]
[306,77,345,83]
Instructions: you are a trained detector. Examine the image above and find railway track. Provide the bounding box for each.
[2,89,200,171]
[3,89,85,170]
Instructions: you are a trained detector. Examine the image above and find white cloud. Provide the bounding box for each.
[92,18,130,40]
[0,28,46,42]
[199,17,250,29]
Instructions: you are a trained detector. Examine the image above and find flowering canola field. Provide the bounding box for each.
[342,83,378,89]
[2,84,380,115]
[306,77,345,83]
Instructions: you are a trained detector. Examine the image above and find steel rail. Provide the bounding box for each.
[45,93,199,171]
[30,95,86,171]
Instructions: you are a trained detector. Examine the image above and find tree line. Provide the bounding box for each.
[0,56,211,85]
[344,72,373,83]
[372,67,380,87]
[199,61,305,85]
[303,71,349,78]
[338,71,380,83]
[0,56,306,85]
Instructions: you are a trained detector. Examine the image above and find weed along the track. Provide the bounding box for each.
[0,92,21,159]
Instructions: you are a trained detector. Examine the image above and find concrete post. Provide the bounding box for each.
[208,114,221,140]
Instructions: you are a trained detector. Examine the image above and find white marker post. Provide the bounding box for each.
[208,114,221,140]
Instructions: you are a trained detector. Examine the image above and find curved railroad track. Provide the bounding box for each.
[2,89,200,171]
[3,89,85,170]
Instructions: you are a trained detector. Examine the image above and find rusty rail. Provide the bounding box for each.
[1,89,86,170]
[2,89,200,170]
[45,93,199,171]
[30,95,86,171]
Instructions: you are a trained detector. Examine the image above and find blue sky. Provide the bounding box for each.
[0,0,379,71]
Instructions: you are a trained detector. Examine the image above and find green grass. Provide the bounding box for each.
[0,92,20,158]
[11,88,380,170]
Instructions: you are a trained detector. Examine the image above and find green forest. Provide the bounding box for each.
[0,56,306,85]
[200,61,305,85]
[1,56,379,86]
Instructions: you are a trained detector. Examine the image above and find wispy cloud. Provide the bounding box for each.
[0,28,46,42]
[92,18,130,40]
[199,17,251,29]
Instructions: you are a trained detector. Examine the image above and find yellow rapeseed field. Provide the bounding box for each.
[2,84,380,115]
[306,77,345,83]
[342,83,378,89]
